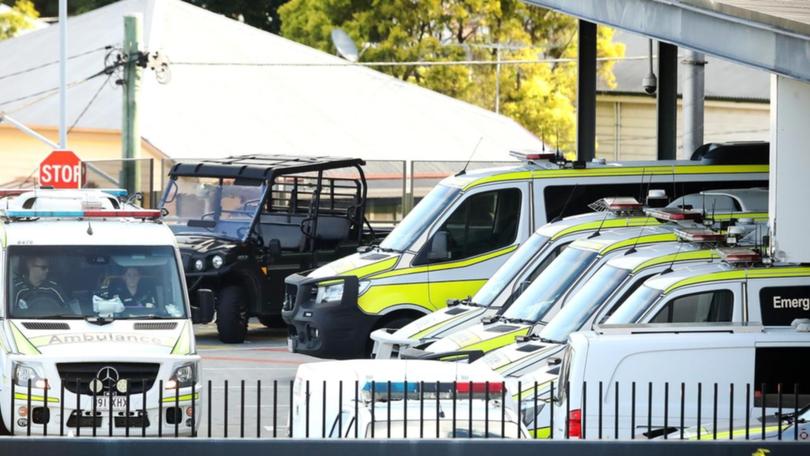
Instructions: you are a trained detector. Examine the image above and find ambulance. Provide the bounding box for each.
[370,199,659,359]
[476,221,766,436]
[552,261,810,440]
[0,189,206,436]
[372,188,768,359]
[291,359,528,438]
[283,150,768,358]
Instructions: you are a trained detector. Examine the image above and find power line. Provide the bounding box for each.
[68,72,114,134]
[171,54,652,68]
[0,45,114,82]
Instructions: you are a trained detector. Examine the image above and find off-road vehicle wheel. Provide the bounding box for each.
[217,286,248,343]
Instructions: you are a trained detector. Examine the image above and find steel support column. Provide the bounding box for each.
[656,42,677,160]
[577,20,597,162]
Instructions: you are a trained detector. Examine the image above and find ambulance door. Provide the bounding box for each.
[748,277,810,326]
[419,183,530,310]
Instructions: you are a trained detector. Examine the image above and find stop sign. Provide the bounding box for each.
[39,150,83,189]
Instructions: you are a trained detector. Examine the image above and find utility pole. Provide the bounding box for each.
[58,0,67,148]
[682,50,706,159]
[122,14,142,195]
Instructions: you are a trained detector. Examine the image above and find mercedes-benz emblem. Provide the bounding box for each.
[90,366,119,394]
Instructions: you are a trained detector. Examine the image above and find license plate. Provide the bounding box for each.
[95,396,129,410]
[287,337,294,352]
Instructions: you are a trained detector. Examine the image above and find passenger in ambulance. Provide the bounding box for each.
[12,256,68,315]
[108,267,157,308]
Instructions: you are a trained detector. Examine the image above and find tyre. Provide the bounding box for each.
[216,286,248,343]
[258,315,287,329]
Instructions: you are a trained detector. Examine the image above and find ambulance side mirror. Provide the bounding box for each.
[191,289,215,324]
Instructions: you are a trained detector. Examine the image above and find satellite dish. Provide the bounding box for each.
[331,28,360,62]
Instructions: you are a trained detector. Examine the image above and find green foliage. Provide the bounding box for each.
[184,0,287,34]
[0,0,39,40]
[280,0,625,153]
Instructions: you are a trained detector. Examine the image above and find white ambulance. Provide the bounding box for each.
[552,263,810,440]
[0,189,208,436]
[291,359,528,438]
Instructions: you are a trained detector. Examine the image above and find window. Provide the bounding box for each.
[649,289,733,323]
[597,273,654,323]
[421,188,521,264]
[754,347,810,408]
[667,194,741,212]
[758,286,810,326]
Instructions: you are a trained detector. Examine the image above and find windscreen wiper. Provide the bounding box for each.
[24,314,83,320]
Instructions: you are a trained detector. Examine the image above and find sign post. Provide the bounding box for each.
[39,150,83,189]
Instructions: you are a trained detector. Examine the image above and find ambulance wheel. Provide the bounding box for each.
[258,315,286,329]
[216,286,248,343]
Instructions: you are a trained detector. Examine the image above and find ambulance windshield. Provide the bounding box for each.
[500,247,598,323]
[161,176,265,241]
[605,285,662,324]
[471,234,550,307]
[7,245,187,319]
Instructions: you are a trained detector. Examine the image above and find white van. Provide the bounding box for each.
[553,322,810,440]
[0,189,207,436]
[284,152,768,358]
[291,359,527,438]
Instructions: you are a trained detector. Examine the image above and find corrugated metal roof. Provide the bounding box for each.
[0,0,540,162]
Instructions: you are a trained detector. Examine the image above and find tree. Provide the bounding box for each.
[0,0,39,40]
[279,0,624,154]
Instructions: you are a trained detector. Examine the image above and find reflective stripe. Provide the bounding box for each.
[463,165,768,190]
[690,424,785,440]
[161,392,200,403]
[666,266,810,293]
[713,212,769,222]
[551,217,661,241]
[358,280,487,314]
[372,245,518,280]
[346,257,398,279]
[410,309,479,339]
[632,249,717,273]
[14,392,59,403]
[531,426,551,439]
[459,327,530,353]
[171,322,192,355]
[599,233,678,255]
[10,321,40,355]
[513,380,553,400]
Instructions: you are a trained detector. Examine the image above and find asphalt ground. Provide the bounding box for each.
[195,319,323,438]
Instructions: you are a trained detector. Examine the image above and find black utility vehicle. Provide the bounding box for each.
[160,155,369,343]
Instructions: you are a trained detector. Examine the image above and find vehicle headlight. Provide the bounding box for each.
[520,401,544,426]
[167,362,198,389]
[14,363,48,389]
[211,255,224,269]
[358,280,372,296]
[193,259,205,272]
[316,282,344,303]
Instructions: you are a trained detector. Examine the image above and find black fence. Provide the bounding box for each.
[7,379,809,441]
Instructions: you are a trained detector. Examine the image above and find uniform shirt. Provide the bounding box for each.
[109,283,157,308]
[12,277,66,311]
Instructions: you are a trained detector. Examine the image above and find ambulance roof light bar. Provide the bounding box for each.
[0,188,129,198]
[717,247,762,264]
[359,380,505,401]
[674,228,726,243]
[509,150,558,162]
[1,209,162,220]
[588,197,643,213]
[644,207,704,222]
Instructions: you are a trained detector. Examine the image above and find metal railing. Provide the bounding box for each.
[7,379,808,440]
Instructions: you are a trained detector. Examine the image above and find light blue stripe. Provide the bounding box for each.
[5,210,85,217]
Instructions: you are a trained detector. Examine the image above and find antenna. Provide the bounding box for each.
[587,208,611,239]
[549,184,578,223]
[662,238,685,274]
[331,28,360,62]
[626,174,655,254]
[456,137,484,177]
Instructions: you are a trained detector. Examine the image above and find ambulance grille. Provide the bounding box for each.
[21,322,70,330]
[133,322,178,330]
[57,362,160,395]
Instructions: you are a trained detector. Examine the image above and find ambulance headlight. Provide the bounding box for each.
[193,259,205,272]
[358,280,371,296]
[211,255,224,269]
[167,362,198,389]
[14,363,47,389]
[316,282,344,303]
[520,402,544,426]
